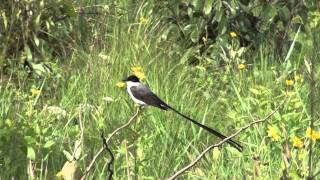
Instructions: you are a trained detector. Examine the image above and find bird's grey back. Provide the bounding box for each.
[130,84,168,110]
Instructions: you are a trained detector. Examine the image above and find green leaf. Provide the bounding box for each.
[25,136,36,145]
[274,112,281,121]
[43,140,55,148]
[31,63,52,76]
[161,24,177,40]
[63,150,74,161]
[60,0,76,17]
[33,34,40,47]
[304,57,311,74]
[214,10,223,22]
[191,0,202,11]
[1,11,7,30]
[35,124,41,135]
[214,0,222,10]
[203,0,214,15]
[190,26,199,43]
[181,47,197,64]
[279,6,290,22]
[291,15,303,25]
[217,17,227,34]
[294,102,303,109]
[24,45,33,61]
[183,24,193,33]
[27,147,36,160]
[289,170,301,180]
[187,7,193,18]
[73,140,82,159]
[262,6,277,22]
[34,14,41,29]
[249,88,261,95]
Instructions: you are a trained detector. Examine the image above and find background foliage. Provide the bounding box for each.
[154,0,313,64]
[0,0,319,179]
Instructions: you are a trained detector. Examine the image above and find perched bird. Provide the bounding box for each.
[123,75,242,152]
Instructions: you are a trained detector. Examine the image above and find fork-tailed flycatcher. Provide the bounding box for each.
[123,75,242,152]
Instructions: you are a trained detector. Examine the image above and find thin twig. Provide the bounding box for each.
[106,108,140,143]
[81,108,140,179]
[101,133,114,180]
[168,101,284,180]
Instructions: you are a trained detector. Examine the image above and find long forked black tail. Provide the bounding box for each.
[164,105,243,152]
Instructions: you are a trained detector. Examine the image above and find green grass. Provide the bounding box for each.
[0,2,319,179]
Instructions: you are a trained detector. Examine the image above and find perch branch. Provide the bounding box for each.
[168,101,284,180]
[101,133,114,180]
[81,108,140,179]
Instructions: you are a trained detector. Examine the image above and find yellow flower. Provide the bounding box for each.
[133,71,145,80]
[230,31,237,38]
[292,136,303,148]
[305,127,320,142]
[116,82,126,88]
[285,79,294,86]
[238,63,245,70]
[139,16,148,24]
[267,125,280,141]
[30,88,41,97]
[131,66,142,73]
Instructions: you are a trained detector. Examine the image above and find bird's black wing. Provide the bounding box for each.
[130,85,169,110]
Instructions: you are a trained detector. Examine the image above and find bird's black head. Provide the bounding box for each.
[123,75,140,82]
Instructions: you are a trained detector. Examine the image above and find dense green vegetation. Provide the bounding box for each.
[0,0,319,179]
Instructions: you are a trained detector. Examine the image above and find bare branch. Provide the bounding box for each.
[101,133,114,180]
[81,108,140,179]
[168,101,284,180]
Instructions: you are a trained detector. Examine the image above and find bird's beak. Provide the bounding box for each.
[122,78,127,82]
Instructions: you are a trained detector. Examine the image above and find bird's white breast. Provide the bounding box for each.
[126,81,147,105]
